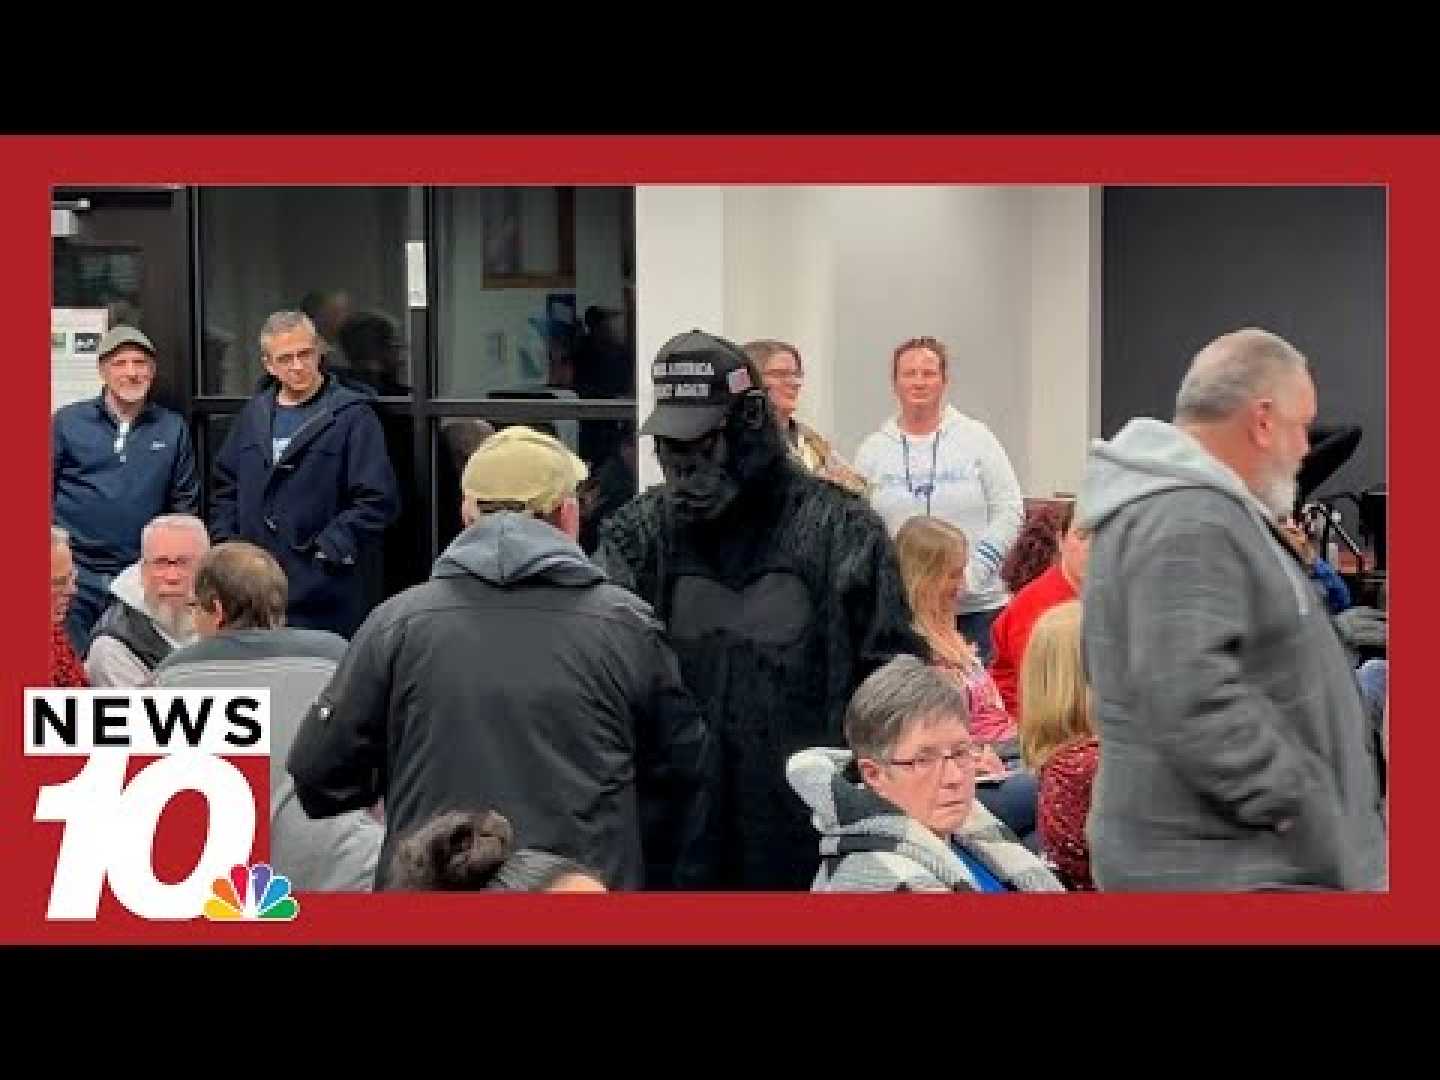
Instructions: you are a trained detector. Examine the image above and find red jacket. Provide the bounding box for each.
[1038,737,1099,891]
[50,622,89,688]
[987,563,1076,721]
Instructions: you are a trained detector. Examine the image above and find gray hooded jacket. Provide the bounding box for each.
[1078,418,1385,891]
[786,747,1064,892]
[156,627,380,892]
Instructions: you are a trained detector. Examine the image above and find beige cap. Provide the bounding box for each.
[460,425,588,514]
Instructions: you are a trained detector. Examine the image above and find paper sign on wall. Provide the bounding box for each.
[51,308,110,413]
[406,242,427,309]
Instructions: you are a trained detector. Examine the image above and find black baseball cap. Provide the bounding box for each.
[640,329,756,441]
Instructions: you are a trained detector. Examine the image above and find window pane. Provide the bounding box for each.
[371,410,422,606]
[53,244,144,317]
[435,187,636,400]
[435,415,636,556]
[199,187,416,397]
[198,413,236,523]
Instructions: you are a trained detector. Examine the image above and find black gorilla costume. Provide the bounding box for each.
[595,331,925,889]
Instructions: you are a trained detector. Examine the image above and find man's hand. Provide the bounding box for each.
[1279,518,1316,568]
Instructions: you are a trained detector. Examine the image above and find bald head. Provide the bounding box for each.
[1174,327,1317,519]
[1175,327,1310,425]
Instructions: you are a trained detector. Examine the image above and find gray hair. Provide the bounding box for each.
[844,654,970,762]
[51,525,69,549]
[1175,327,1310,424]
[258,310,319,357]
[141,513,210,555]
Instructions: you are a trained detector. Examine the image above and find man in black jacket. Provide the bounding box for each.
[287,425,713,890]
[210,310,399,639]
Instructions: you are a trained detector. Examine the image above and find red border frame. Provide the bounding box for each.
[4,135,1422,944]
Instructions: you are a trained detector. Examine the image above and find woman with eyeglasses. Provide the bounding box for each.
[854,336,1024,663]
[786,655,1063,892]
[893,515,1040,848]
[743,339,867,496]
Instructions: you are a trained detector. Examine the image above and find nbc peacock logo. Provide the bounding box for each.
[202,863,299,922]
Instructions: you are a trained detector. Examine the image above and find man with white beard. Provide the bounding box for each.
[86,514,209,687]
[1076,327,1386,892]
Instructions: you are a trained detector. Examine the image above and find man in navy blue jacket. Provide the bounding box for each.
[210,310,399,639]
[52,325,200,653]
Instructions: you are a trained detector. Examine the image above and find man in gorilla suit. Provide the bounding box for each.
[595,330,924,889]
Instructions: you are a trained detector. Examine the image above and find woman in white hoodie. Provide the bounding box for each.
[854,336,1024,662]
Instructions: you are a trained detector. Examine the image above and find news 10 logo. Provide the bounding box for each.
[24,687,296,923]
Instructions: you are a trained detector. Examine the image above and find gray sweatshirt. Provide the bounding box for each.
[155,627,381,892]
[1077,418,1386,891]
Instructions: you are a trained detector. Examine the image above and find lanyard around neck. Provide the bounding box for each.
[902,432,940,517]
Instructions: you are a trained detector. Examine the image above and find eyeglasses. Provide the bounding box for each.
[268,347,319,369]
[885,744,983,776]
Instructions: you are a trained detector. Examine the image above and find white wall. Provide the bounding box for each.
[722,187,838,440]
[634,187,727,487]
[636,185,1101,496]
[827,186,1032,475]
[1027,185,1100,497]
[1088,186,1105,472]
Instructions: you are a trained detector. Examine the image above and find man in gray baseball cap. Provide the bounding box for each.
[52,324,199,653]
[96,325,157,363]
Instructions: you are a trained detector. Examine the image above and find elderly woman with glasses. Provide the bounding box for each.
[893,515,1041,847]
[743,339,867,496]
[786,654,1064,892]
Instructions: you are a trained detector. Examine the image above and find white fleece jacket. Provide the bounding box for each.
[854,405,1024,613]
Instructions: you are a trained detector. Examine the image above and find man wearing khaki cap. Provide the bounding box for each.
[288,425,715,891]
[52,325,199,653]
